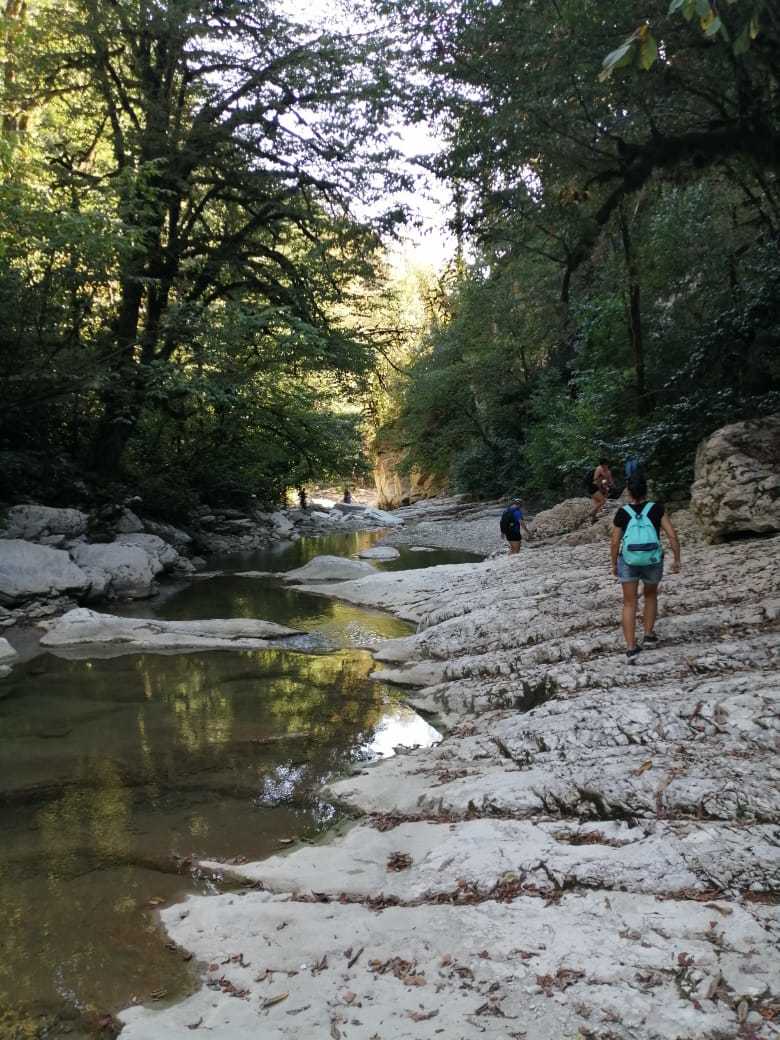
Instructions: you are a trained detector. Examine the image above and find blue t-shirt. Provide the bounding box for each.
[500,506,524,537]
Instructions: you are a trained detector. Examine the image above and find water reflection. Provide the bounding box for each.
[0,648,440,1039]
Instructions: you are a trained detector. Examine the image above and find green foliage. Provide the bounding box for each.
[600,0,770,78]
[376,0,780,506]
[0,0,400,513]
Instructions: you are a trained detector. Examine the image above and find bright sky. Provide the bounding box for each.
[280,0,455,272]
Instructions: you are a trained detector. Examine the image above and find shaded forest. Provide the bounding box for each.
[375,0,780,502]
[1,0,779,515]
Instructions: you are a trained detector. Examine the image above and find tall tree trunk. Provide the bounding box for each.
[90,274,146,475]
[618,204,649,416]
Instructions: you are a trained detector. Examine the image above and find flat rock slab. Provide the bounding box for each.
[118,889,778,1040]
[38,607,299,652]
[115,517,780,1039]
[283,555,377,583]
[356,545,401,560]
[203,818,780,900]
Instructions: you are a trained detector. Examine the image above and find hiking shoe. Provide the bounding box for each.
[626,647,641,664]
[642,632,659,648]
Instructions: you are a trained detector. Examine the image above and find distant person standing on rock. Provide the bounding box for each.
[588,457,615,523]
[500,498,531,554]
[611,472,681,663]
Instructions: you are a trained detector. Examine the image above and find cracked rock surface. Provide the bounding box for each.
[119,530,780,1039]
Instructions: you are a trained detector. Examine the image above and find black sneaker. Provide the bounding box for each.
[626,647,641,664]
[642,632,659,648]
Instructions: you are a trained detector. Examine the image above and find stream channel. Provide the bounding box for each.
[0,529,479,1039]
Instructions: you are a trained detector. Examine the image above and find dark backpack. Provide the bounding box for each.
[500,506,521,537]
[583,468,594,491]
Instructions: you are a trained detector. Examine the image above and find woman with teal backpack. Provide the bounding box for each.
[610,473,681,663]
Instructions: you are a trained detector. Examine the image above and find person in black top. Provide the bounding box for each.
[610,473,681,662]
[499,498,531,554]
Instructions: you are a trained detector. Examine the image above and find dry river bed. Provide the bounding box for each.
[119,530,780,1040]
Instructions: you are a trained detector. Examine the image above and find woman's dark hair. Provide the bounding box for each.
[627,473,648,500]
[599,456,608,465]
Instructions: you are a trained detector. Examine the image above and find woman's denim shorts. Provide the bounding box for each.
[617,554,664,585]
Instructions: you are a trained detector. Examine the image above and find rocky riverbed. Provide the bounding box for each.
[117,506,780,1038]
[0,498,403,627]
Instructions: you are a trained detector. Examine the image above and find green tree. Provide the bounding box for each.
[0,0,405,504]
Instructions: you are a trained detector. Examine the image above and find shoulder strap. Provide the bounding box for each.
[640,501,654,518]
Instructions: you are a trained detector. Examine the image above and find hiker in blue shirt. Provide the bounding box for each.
[500,498,531,555]
[610,473,681,663]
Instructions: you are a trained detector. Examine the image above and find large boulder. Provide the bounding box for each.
[2,505,89,542]
[691,416,780,541]
[0,540,90,606]
[529,497,595,540]
[114,532,180,570]
[269,511,294,537]
[143,519,193,551]
[69,542,161,600]
[283,555,377,584]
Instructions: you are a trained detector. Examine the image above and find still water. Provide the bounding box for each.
[0,531,474,1038]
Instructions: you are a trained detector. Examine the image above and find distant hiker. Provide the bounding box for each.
[297,487,307,509]
[588,457,614,522]
[500,498,531,554]
[624,456,642,482]
[611,472,681,663]
[343,487,352,503]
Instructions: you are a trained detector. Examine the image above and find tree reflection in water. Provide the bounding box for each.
[0,646,439,1039]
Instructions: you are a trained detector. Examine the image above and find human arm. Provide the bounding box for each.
[661,514,681,573]
[610,523,622,575]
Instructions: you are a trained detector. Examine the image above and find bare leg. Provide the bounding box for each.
[590,491,604,521]
[508,539,521,555]
[621,581,639,649]
[642,582,659,634]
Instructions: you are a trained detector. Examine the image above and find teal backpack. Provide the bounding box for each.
[621,502,662,566]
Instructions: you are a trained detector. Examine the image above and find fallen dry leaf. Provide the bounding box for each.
[633,759,653,777]
[262,992,289,1010]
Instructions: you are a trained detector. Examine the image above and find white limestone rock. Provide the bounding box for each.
[117,889,776,1040]
[0,637,17,665]
[691,414,780,540]
[2,505,89,541]
[143,519,193,550]
[0,540,90,606]
[529,496,595,540]
[282,555,377,583]
[270,511,294,537]
[203,817,780,901]
[38,607,299,652]
[115,532,181,570]
[69,541,161,600]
